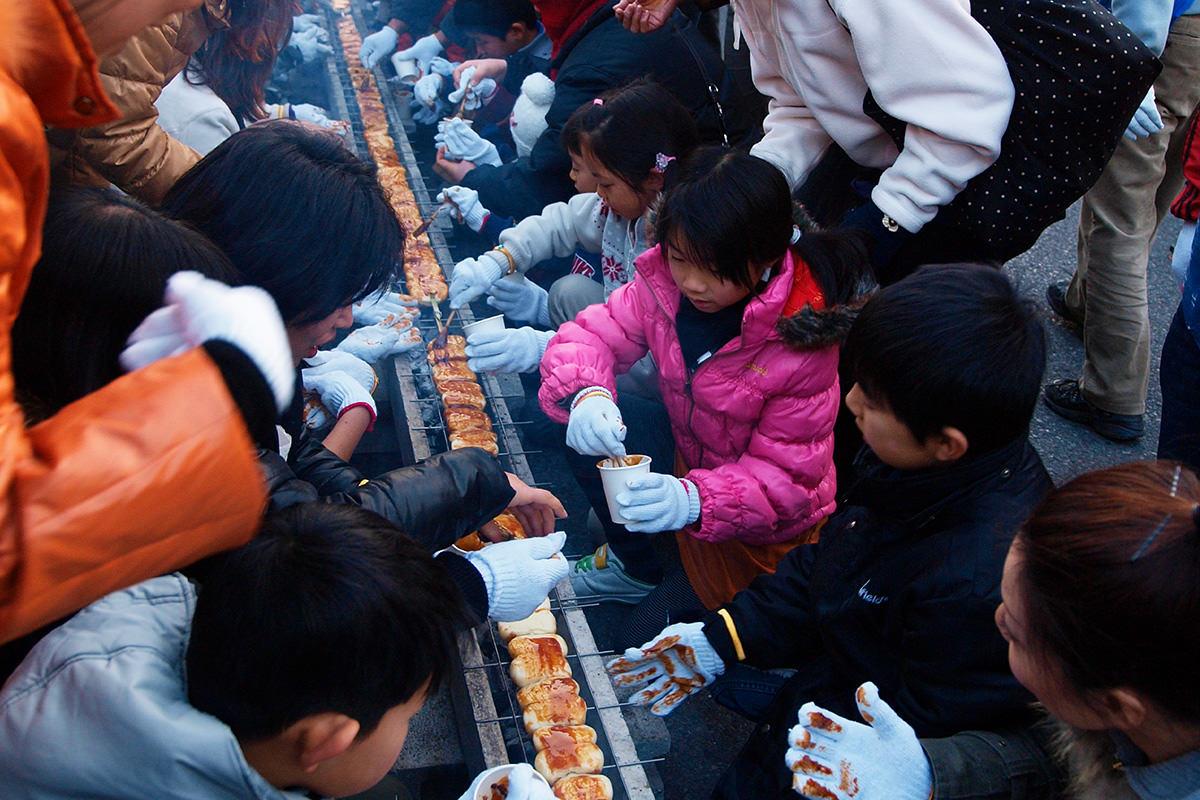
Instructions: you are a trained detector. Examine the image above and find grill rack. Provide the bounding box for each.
[322,6,657,798]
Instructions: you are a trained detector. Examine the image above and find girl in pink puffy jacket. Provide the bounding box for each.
[539,146,870,643]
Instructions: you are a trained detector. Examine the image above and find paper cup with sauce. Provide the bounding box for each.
[597,455,652,525]
[462,314,506,338]
[463,763,551,800]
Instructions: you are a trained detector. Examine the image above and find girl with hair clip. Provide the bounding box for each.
[450,79,699,377]
[539,145,869,645]
[786,460,1200,800]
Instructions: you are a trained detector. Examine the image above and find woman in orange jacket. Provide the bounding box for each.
[0,0,294,644]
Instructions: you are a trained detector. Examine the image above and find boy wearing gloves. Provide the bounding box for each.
[0,504,566,799]
[608,265,1052,798]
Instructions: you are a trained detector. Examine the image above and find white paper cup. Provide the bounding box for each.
[465,764,551,800]
[390,55,420,83]
[463,314,506,338]
[597,455,652,525]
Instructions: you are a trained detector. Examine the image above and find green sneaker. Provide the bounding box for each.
[570,544,655,604]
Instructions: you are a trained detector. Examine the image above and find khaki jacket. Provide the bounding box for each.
[0,0,265,643]
[46,0,228,203]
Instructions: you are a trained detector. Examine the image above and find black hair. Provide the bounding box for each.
[161,120,403,325]
[560,109,585,157]
[187,504,470,741]
[12,186,239,424]
[844,263,1045,454]
[566,79,698,192]
[452,0,537,38]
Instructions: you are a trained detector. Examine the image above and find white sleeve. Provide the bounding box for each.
[497,193,605,272]
[176,108,240,156]
[835,0,1014,232]
[740,8,833,189]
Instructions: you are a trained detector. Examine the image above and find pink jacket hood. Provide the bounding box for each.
[540,245,840,544]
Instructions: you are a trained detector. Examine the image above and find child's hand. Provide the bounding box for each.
[393,32,444,73]
[352,290,419,327]
[435,118,502,166]
[606,621,724,715]
[565,388,626,458]
[465,327,552,374]
[448,251,506,308]
[302,349,376,394]
[335,322,420,362]
[487,275,550,326]
[616,473,700,532]
[433,146,477,182]
[435,185,491,233]
[302,369,377,427]
[448,66,497,111]
[465,532,568,621]
[787,683,932,800]
[504,472,568,536]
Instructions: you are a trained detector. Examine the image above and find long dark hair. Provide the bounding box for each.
[188,0,298,121]
[1017,461,1200,723]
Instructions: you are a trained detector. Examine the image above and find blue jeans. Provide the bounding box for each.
[708,663,793,722]
[1159,305,1200,471]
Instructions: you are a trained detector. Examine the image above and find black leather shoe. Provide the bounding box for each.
[1046,281,1083,329]
[1043,379,1144,442]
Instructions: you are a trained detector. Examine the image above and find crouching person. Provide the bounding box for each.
[0,504,560,799]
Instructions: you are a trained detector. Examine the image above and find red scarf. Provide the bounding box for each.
[534,0,611,58]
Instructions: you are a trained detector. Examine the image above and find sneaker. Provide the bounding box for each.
[1043,379,1144,442]
[570,544,655,605]
[1046,281,1083,330]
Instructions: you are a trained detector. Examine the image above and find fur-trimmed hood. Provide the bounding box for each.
[777,300,862,350]
[1053,723,1200,799]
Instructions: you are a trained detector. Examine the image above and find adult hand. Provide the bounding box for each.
[448,251,507,308]
[616,473,700,532]
[302,369,377,426]
[487,275,549,326]
[505,472,568,536]
[606,621,724,715]
[435,118,502,166]
[434,146,477,182]
[466,532,569,621]
[395,32,445,73]
[465,327,553,374]
[453,58,508,89]
[565,388,626,458]
[121,271,294,412]
[613,0,680,33]
[435,185,491,233]
[1125,87,1164,140]
[786,683,932,800]
[352,290,419,326]
[302,349,376,394]
[360,26,399,69]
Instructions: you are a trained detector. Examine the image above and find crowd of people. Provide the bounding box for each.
[0,0,1197,798]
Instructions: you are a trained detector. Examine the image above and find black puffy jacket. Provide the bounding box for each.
[708,437,1052,799]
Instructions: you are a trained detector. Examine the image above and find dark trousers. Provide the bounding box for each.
[1159,305,1200,471]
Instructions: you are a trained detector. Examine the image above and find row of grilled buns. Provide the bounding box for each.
[333,11,447,304]
[502,605,612,798]
[428,336,500,456]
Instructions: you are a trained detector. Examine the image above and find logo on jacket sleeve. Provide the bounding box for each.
[857,580,888,605]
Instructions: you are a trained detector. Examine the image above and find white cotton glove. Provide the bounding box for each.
[448,251,507,308]
[465,532,569,621]
[458,764,553,800]
[352,290,419,326]
[487,275,550,326]
[302,369,377,425]
[292,13,324,33]
[1125,87,1164,140]
[465,327,553,374]
[1173,220,1196,289]
[565,387,626,458]
[302,349,376,393]
[335,321,421,362]
[360,26,399,69]
[435,117,502,167]
[395,33,444,73]
[606,621,725,716]
[448,66,497,111]
[787,682,933,800]
[616,473,700,533]
[435,185,491,233]
[410,98,443,126]
[413,74,443,108]
[121,271,294,412]
[290,103,338,127]
[290,26,333,63]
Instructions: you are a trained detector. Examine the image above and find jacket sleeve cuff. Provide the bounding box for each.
[437,551,489,623]
[203,341,278,451]
[700,608,742,666]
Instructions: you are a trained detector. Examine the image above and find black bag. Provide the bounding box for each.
[864,0,1160,260]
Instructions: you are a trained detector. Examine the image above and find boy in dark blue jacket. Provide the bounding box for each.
[607,263,1052,799]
